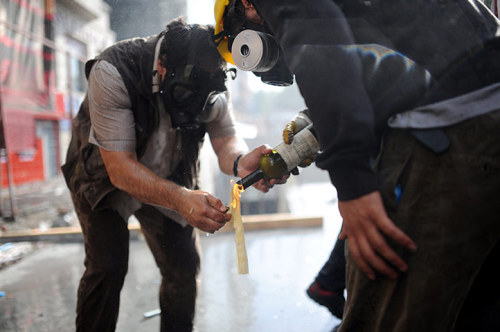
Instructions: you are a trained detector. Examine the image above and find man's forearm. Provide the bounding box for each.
[99,148,231,232]
[211,135,248,175]
[99,148,186,211]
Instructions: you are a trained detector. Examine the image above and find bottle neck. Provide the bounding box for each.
[237,169,265,189]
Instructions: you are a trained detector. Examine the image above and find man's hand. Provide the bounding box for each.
[338,191,417,280]
[177,189,231,233]
[99,148,230,233]
[283,111,316,167]
[238,145,288,193]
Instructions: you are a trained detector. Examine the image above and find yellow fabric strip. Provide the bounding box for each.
[229,182,248,274]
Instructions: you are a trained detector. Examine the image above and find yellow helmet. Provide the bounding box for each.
[214,0,235,64]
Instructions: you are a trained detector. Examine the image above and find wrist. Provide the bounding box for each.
[168,185,188,211]
[233,154,243,177]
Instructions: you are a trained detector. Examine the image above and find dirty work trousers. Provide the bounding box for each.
[340,109,500,332]
[72,197,200,332]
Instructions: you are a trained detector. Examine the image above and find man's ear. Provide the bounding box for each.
[241,0,253,10]
[157,59,167,77]
[240,0,263,24]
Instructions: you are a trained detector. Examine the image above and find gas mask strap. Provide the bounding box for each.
[152,34,165,94]
[213,30,229,47]
[183,65,194,83]
[225,67,237,80]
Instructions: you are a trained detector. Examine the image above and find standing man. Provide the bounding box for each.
[214,1,500,331]
[62,18,276,332]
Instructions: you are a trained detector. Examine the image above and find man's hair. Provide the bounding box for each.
[160,17,225,71]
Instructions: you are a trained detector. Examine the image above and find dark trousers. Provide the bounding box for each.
[73,196,200,332]
[315,236,346,293]
[341,109,500,332]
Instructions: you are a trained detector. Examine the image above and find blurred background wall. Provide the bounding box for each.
[0,0,335,222]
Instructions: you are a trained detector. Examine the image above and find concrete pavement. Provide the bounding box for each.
[0,196,342,332]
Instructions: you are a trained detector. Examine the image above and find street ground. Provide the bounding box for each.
[0,179,342,332]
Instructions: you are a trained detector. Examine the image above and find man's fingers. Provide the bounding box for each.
[269,174,288,185]
[253,179,273,193]
[205,194,227,213]
[188,194,230,228]
[358,216,410,276]
[369,231,409,273]
[196,219,226,233]
[283,121,297,144]
[208,208,231,224]
[191,213,228,233]
[380,222,417,252]
[349,229,399,279]
[258,145,273,155]
[359,236,399,279]
[338,191,418,280]
[372,216,416,272]
[368,192,417,252]
[348,238,376,280]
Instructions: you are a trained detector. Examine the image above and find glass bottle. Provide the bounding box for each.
[237,124,320,189]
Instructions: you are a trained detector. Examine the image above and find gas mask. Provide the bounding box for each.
[213,0,294,86]
[159,64,228,131]
[231,30,293,86]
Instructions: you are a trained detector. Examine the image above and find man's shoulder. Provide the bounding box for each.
[92,60,121,77]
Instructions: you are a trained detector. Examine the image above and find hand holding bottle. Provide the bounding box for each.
[282,109,317,168]
[237,121,320,189]
[236,146,289,193]
[283,110,313,144]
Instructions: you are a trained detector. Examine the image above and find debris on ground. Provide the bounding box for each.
[0,242,39,270]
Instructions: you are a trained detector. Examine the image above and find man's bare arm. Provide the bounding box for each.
[99,148,230,233]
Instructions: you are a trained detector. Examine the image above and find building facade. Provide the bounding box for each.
[0,0,114,188]
[103,0,186,41]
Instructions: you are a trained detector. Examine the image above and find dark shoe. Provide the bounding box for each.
[306,281,345,319]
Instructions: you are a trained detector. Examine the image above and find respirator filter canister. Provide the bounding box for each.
[231,30,280,72]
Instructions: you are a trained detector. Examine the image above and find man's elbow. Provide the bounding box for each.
[107,170,127,191]
[99,149,137,191]
[105,163,133,192]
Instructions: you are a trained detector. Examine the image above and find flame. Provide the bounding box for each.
[230,180,244,209]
